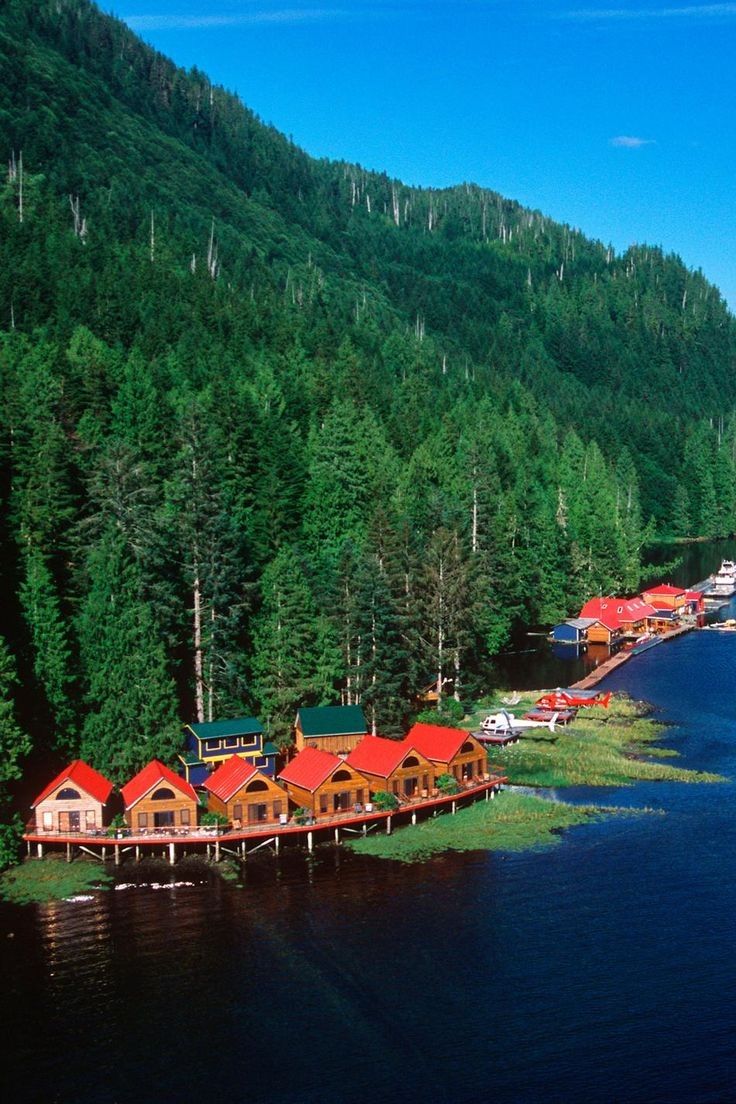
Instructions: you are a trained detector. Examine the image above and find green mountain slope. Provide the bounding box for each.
[0,0,733,785]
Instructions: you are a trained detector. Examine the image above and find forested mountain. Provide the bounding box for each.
[0,0,734,815]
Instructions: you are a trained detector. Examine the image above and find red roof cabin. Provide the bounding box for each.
[685,589,705,615]
[121,760,199,834]
[347,736,438,801]
[641,584,687,628]
[578,596,657,640]
[278,747,371,819]
[31,760,114,835]
[204,755,288,828]
[406,723,488,785]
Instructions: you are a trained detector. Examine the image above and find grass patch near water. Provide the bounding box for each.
[346,792,622,862]
[0,857,113,905]
[467,693,723,788]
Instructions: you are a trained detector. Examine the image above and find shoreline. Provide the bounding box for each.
[346,690,722,863]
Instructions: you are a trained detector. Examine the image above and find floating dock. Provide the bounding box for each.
[570,622,696,689]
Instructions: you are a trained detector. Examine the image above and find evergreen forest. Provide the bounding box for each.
[0,0,735,843]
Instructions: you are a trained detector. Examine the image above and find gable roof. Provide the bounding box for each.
[406,723,473,763]
[186,716,263,741]
[32,760,114,808]
[579,596,657,631]
[204,755,260,802]
[279,747,348,792]
[347,735,423,778]
[121,760,197,809]
[642,583,686,597]
[296,705,367,738]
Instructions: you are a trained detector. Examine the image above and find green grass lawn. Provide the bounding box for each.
[0,856,113,904]
[346,791,635,862]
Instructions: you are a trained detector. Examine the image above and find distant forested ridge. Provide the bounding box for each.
[0,0,734,801]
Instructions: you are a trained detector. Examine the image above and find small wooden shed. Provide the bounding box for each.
[347,736,437,800]
[279,747,371,818]
[204,755,288,827]
[31,760,114,834]
[406,723,488,784]
[121,760,199,833]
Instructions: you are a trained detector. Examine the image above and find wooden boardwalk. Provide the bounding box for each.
[571,623,695,689]
[23,775,507,865]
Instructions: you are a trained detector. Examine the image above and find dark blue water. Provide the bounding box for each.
[3,629,736,1101]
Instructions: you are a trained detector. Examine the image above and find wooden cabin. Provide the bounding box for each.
[641,584,687,630]
[347,736,437,800]
[294,705,368,755]
[31,760,114,834]
[406,723,488,784]
[180,716,277,785]
[121,760,199,833]
[641,584,687,615]
[204,755,288,827]
[578,598,630,643]
[278,747,371,819]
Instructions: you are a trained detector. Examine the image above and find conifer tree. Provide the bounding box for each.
[77,529,181,781]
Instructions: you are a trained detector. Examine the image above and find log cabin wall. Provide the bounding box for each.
[283,766,371,818]
[294,727,366,755]
[126,789,199,832]
[35,787,106,832]
[208,777,288,826]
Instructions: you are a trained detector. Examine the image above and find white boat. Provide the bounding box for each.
[704,560,736,599]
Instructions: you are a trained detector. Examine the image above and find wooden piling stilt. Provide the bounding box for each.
[114,845,120,866]
[135,845,141,862]
[307,831,314,853]
[214,838,220,863]
[386,816,392,835]
[411,812,417,825]
[168,842,176,865]
[66,842,71,863]
[334,827,339,844]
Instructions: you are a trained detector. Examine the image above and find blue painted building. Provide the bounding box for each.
[551,617,598,645]
[179,716,278,786]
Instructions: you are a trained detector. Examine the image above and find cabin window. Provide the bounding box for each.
[154,810,175,828]
[233,803,243,822]
[248,803,268,823]
[138,812,148,829]
[42,811,53,830]
[224,737,239,749]
[333,769,352,783]
[246,779,269,793]
[57,787,81,800]
[206,739,222,751]
[273,800,282,819]
[333,792,351,812]
[392,781,399,795]
[152,787,175,801]
[319,794,328,814]
[180,808,191,826]
[355,790,364,806]
[402,756,420,769]
[85,810,96,828]
[461,742,474,754]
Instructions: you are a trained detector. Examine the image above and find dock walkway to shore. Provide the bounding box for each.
[571,622,695,690]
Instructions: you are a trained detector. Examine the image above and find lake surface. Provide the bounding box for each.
[4,568,736,1102]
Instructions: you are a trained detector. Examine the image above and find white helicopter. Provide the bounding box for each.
[478,708,560,738]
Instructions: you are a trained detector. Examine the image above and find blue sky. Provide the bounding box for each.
[112,1,736,306]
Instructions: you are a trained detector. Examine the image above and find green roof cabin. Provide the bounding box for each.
[180,716,278,786]
[294,704,368,755]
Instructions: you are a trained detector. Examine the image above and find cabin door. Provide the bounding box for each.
[153,810,175,828]
[59,811,80,832]
[333,792,350,813]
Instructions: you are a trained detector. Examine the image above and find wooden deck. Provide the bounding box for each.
[23,775,507,864]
